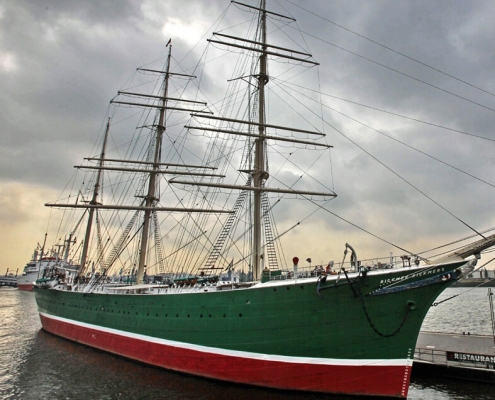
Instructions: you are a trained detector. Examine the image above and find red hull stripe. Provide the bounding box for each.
[40,313,411,397]
[40,313,406,366]
[17,284,33,291]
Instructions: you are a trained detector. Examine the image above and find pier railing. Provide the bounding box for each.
[415,347,495,370]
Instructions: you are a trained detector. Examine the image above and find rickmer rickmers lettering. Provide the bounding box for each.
[379,267,446,286]
[34,0,495,398]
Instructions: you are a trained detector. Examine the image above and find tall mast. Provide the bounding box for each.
[79,118,110,275]
[186,1,327,279]
[251,0,268,281]
[136,43,172,285]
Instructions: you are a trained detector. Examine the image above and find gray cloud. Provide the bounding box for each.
[2,0,495,273]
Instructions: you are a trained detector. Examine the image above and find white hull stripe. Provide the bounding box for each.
[41,312,410,367]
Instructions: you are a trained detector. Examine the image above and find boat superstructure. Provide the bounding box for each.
[19,237,79,291]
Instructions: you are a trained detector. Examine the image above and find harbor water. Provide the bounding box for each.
[1,287,495,399]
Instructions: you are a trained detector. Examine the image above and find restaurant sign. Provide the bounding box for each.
[447,351,495,367]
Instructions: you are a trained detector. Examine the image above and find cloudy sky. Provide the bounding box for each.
[2,0,495,276]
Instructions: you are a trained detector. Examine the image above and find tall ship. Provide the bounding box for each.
[34,1,495,397]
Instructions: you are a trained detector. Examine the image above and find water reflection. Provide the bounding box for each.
[410,374,495,400]
[421,287,493,335]
[14,329,356,400]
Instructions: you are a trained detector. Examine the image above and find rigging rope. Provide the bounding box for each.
[271,79,487,240]
[432,256,495,306]
[282,81,495,143]
[281,3,495,114]
[283,0,495,100]
[275,81,495,189]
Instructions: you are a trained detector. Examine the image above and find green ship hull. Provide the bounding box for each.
[35,260,471,397]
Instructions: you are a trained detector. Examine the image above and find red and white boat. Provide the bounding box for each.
[18,245,79,291]
[18,251,58,291]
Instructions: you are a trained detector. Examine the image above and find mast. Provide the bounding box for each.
[135,43,172,285]
[64,234,75,265]
[36,232,48,279]
[182,1,331,279]
[79,118,110,276]
[251,0,268,281]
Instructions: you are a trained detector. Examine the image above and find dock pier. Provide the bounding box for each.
[414,331,495,382]
[0,275,17,287]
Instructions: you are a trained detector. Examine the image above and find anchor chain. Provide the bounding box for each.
[348,269,411,338]
[316,267,412,337]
